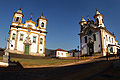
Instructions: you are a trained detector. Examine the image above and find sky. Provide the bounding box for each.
[0,0,120,50]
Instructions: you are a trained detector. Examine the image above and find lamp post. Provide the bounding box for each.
[77,46,80,59]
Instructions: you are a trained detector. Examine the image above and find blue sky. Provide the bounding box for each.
[0,0,120,50]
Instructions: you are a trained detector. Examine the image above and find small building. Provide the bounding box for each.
[68,49,81,57]
[51,48,71,57]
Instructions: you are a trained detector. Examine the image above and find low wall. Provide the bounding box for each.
[0,62,9,67]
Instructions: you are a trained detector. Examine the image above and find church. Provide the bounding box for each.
[79,10,118,56]
[7,8,48,56]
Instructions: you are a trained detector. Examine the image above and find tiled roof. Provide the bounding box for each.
[54,48,68,52]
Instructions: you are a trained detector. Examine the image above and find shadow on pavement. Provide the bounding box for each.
[0,59,119,80]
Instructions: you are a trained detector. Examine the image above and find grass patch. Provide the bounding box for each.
[7,57,80,66]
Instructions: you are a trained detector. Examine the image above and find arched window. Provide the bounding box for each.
[40,38,43,44]
[41,22,44,27]
[96,18,99,26]
[12,33,16,40]
[93,34,96,41]
[14,17,21,23]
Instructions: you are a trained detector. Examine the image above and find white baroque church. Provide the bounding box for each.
[7,8,48,56]
[79,10,118,56]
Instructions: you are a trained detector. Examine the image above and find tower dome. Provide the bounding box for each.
[79,16,87,24]
[17,8,22,13]
[94,9,103,18]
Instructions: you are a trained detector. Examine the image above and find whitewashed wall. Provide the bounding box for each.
[94,32,101,53]
[39,36,45,54]
[56,51,68,57]
[30,33,38,53]
[81,31,101,55]
[103,30,118,55]
[17,30,27,52]
[82,36,87,55]
[10,30,16,50]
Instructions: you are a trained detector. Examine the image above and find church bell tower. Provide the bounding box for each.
[37,12,48,31]
[94,10,104,27]
[79,16,87,32]
[12,8,24,26]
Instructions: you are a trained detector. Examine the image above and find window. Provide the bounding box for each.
[33,36,36,43]
[11,45,13,47]
[85,36,87,43]
[88,30,93,36]
[106,35,108,41]
[20,34,24,41]
[27,24,32,27]
[112,38,113,43]
[93,34,96,41]
[40,38,43,44]
[96,18,99,26]
[41,22,44,27]
[16,17,19,21]
[61,53,63,56]
[15,17,20,23]
[110,47,113,53]
[58,52,59,55]
[12,33,16,40]
[40,49,42,51]
[109,37,111,42]
[99,44,100,47]
[66,53,68,56]
[102,19,104,23]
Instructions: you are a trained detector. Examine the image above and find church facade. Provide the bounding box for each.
[79,10,118,56]
[7,9,48,56]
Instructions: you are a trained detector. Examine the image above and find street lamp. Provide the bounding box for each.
[77,46,80,59]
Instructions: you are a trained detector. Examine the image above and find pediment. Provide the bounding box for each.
[82,27,100,36]
[24,20,36,29]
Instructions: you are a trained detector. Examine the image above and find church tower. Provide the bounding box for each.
[94,10,104,27]
[79,16,87,32]
[37,12,48,54]
[37,12,48,31]
[12,8,24,26]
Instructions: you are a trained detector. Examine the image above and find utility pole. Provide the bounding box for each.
[77,46,80,59]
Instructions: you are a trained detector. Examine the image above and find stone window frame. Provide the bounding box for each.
[61,53,63,56]
[12,33,16,40]
[109,37,111,42]
[41,22,44,27]
[58,52,60,55]
[14,17,21,23]
[33,36,37,43]
[40,49,42,51]
[106,35,108,41]
[93,34,96,41]
[85,36,87,43]
[20,33,24,41]
[40,38,43,44]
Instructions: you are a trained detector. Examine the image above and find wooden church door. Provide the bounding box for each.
[24,45,29,55]
[88,43,94,55]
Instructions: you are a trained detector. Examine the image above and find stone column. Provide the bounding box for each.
[100,29,105,55]
[43,36,46,55]
[37,34,40,53]
[8,30,12,50]
[80,35,82,56]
